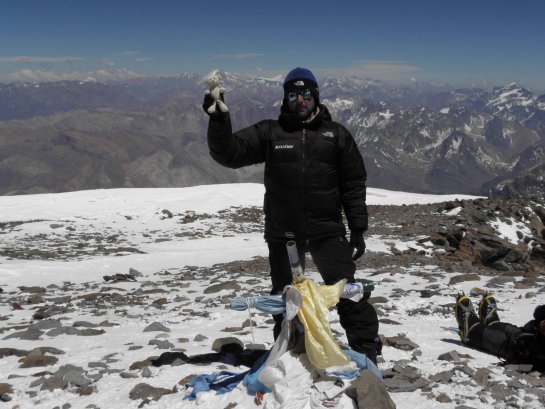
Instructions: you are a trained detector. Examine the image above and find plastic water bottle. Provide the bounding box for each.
[342,279,375,302]
[343,282,364,300]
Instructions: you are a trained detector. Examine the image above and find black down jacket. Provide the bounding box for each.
[518,305,545,371]
[207,104,368,241]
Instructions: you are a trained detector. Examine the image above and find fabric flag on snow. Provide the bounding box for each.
[293,278,350,369]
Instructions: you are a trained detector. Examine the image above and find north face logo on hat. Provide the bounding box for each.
[294,80,305,86]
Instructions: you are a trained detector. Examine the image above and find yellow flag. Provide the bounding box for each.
[293,279,350,369]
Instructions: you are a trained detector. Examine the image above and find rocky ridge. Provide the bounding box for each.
[1,75,545,197]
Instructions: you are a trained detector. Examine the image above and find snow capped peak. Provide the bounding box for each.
[321,76,379,91]
[221,70,240,82]
[487,82,534,106]
[322,77,343,86]
[478,82,543,122]
[504,82,520,89]
[323,97,355,111]
[202,69,239,84]
[254,75,283,86]
[321,77,356,92]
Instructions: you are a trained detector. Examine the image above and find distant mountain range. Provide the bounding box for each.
[1,72,544,197]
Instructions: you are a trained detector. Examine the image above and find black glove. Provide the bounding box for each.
[349,230,366,260]
[202,92,227,121]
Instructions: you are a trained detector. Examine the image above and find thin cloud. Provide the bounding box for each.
[3,67,141,83]
[3,69,84,82]
[211,52,265,60]
[120,51,150,62]
[120,51,141,56]
[0,56,83,63]
[320,60,421,81]
[99,59,115,66]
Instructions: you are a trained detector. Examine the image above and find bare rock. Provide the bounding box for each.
[3,328,44,341]
[211,337,244,352]
[77,385,96,396]
[429,369,455,383]
[141,366,152,378]
[130,358,152,370]
[435,393,452,403]
[0,348,29,358]
[27,295,45,304]
[18,286,46,294]
[120,372,139,379]
[19,354,59,368]
[448,273,481,285]
[383,364,430,393]
[178,374,198,386]
[77,328,106,336]
[351,369,397,409]
[437,350,472,362]
[128,383,174,401]
[0,384,12,395]
[28,346,65,356]
[143,322,171,333]
[194,334,208,342]
[40,377,69,391]
[148,339,174,349]
[103,273,137,283]
[73,321,100,328]
[203,281,241,294]
[473,367,490,387]
[54,364,92,387]
[384,334,419,351]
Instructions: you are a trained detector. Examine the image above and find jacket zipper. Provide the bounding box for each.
[302,129,307,240]
[302,129,306,162]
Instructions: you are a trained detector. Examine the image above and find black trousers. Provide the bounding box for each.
[267,236,379,349]
[468,322,522,359]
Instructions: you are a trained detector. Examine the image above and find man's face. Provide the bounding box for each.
[286,88,315,120]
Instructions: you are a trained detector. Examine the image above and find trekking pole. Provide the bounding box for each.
[246,301,256,344]
[286,241,305,283]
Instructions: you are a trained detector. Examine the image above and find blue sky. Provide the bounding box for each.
[2,0,545,91]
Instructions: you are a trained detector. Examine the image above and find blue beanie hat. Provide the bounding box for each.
[283,67,318,89]
[283,67,319,104]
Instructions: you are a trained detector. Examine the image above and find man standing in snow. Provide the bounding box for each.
[202,67,380,363]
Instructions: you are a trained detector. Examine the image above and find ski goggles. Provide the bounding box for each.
[287,88,313,102]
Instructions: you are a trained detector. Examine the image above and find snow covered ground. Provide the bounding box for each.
[0,183,543,408]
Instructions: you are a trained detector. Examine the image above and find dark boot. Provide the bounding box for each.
[479,293,500,326]
[338,298,380,364]
[352,337,382,365]
[455,292,481,343]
